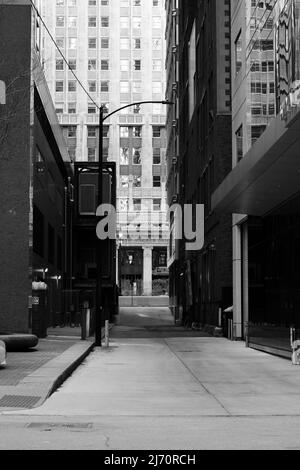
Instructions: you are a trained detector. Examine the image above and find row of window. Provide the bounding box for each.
[119,175,162,188]
[56,0,161,7]
[250,81,275,94]
[55,37,162,50]
[86,147,163,165]
[65,125,164,138]
[56,58,163,71]
[56,79,162,94]
[119,198,162,212]
[56,16,162,29]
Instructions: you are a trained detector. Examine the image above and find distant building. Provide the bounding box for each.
[41,0,169,297]
[0,1,73,335]
[212,0,300,357]
[166,0,233,329]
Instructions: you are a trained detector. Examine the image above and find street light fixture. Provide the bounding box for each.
[95,100,174,347]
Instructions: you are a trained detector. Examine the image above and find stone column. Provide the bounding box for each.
[143,247,153,296]
[233,215,243,340]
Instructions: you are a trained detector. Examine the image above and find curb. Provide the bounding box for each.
[45,341,95,402]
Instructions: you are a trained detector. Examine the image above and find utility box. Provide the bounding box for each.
[32,281,48,338]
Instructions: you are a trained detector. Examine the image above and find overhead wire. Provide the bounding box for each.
[29,0,101,110]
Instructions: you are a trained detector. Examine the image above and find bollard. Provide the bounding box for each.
[291,327,300,365]
[104,320,110,348]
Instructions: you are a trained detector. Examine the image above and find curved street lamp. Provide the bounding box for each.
[95,100,174,347]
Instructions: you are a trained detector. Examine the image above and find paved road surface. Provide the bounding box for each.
[1,307,300,450]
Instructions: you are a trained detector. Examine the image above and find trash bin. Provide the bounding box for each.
[223,306,233,340]
[32,281,48,338]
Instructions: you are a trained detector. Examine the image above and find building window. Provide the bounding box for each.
[236,125,243,162]
[120,17,129,29]
[55,103,64,113]
[133,148,141,164]
[88,59,97,70]
[68,80,76,92]
[235,30,242,75]
[101,60,109,70]
[251,125,266,145]
[152,82,162,94]
[153,148,161,164]
[68,126,77,138]
[88,16,97,27]
[88,127,97,138]
[56,81,64,92]
[88,148,96,162]
[89,81,97,92]
[56,38,64,48]
[153,176,161,187]
[101,16,109,27]
[101,81,109,92]
[152,59,162,71]
[134,38,141,49]
[103,126,109,137]
[120,38,129,50]
[133,199,141,211]
[121,176,129,188]
[153,199,161,211]
[68,59,76,70]
[56,16,65,27]
[152,126,161,137]
[152,38,161,50]
[101,38,109,48]
[68,16,77,28]
[88,38,97,49]
[152,17,161,28]
[133,126,142,137]
[133,176,141,187]
[133,81,141,93]
[121,60,129,71]
[88,103,96,114]
[120,148,129,165]
[119,199,129,212]
[68,102,76,114]
[133,17,141,28]
[120,81,129,93]
[68,37,77,49]
[120,127,129,138]
[56,59,64,70]
[134,60,141,70]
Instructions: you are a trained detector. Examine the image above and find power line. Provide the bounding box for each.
[29,0,101,110]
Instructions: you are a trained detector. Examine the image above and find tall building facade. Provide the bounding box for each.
[166,0,233,329]
[0,0,73,335]
[41,0,169,297]
[213,0,300,357]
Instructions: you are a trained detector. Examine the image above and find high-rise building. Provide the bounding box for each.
[0,0,73,335]
[41,0,169,297]
[212,0,300,357]
[166,0,233,329]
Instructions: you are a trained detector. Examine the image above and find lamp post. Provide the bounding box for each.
[95,100,173,347]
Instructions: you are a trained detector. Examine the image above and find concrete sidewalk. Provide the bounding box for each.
[0,334,94,411]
